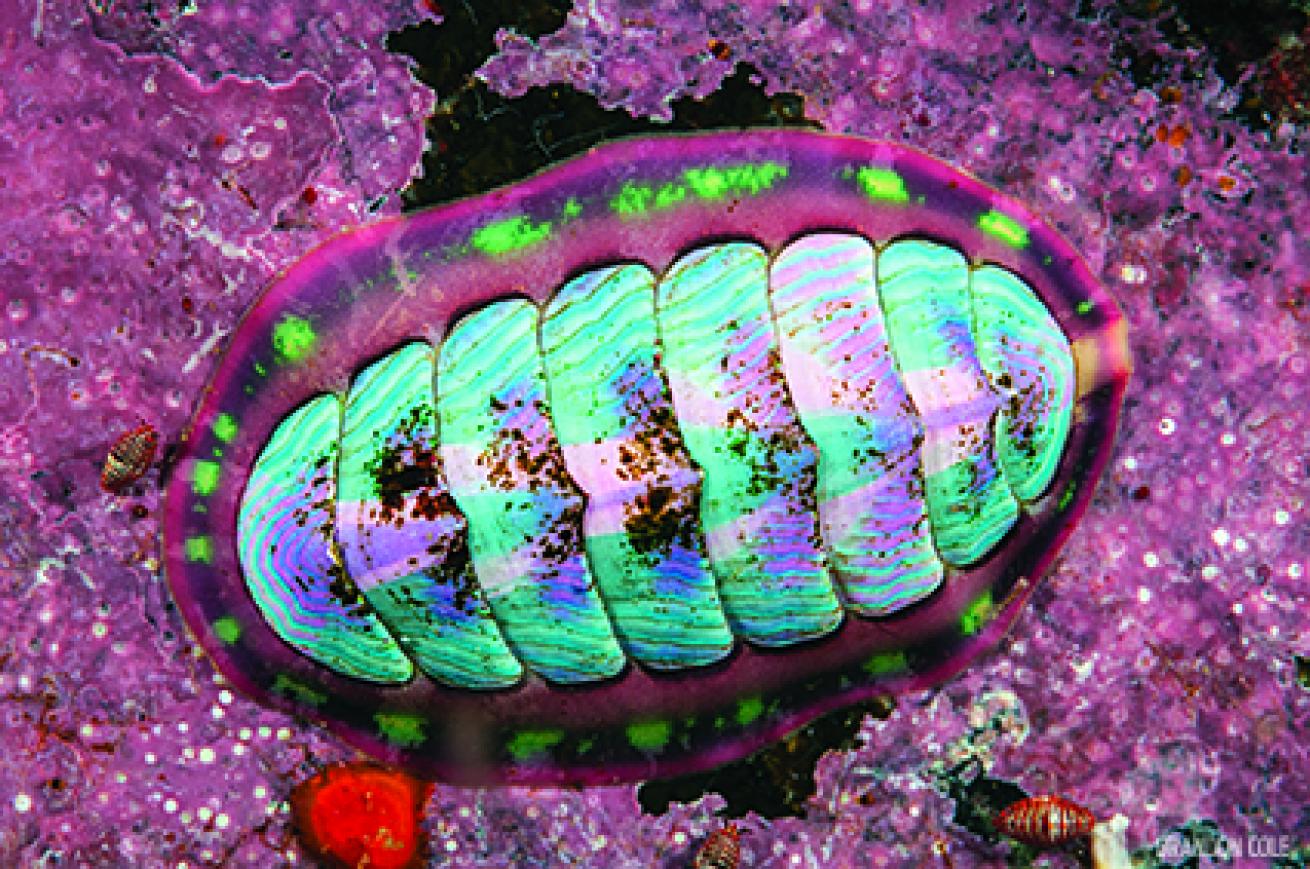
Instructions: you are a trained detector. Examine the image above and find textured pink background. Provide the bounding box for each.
[0,0,1306,865]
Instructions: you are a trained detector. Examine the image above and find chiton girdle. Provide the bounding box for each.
[164,130,1130,784]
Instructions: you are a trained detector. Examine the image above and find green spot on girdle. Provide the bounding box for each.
[1077,299,1094,315]
[626,719,672,751]
[611,182,654,216]
[851,166,909,202]
[735,696,764,726]
[862,650,908,675]
[185,536,213,563]
[375,712,427,747]
[471,215,552,255]
[684,161,787,199]
[212,616,241,644]
[1058,483,1077,511]
[273,673,328,706]
[610,162,787,217]
[654,182,686,208]
[978,210,1029,248]
[959,591,994,635]
[272,315,316,363]
[213,413,237,443]
[192,460,220,496]
[506,729,565,760]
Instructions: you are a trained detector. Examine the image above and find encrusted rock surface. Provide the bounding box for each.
[0,0,1306,865]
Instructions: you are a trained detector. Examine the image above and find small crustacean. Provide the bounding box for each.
[693,823,741,869]
[100,423,159,493]
[995,794,1096,847]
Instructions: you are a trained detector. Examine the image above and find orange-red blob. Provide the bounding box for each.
[290,762,433,869]
[1154,123,1190,148]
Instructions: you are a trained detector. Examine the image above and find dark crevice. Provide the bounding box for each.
[637,698,893,820]
[386,3,815,211]
[1108,0,1310,129]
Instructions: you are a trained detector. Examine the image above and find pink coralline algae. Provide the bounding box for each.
[1,1,1308,867]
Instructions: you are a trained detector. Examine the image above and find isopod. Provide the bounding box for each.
[101,423,159,493]
[995,794,1096,846]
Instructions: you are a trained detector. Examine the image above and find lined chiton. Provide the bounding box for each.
[164,130,1130,784]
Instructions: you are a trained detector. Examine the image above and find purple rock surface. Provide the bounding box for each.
[0,0,1306,866]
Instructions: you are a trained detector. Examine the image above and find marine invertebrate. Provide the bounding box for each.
[995,794,1096,846]
[163,130,1130,784]
[100,423,159,493]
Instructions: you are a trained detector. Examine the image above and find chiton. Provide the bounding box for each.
[164,130,1130,784]
[995,795,1097,847]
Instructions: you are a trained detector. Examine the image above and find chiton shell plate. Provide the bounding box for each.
[164,130,1130,784]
